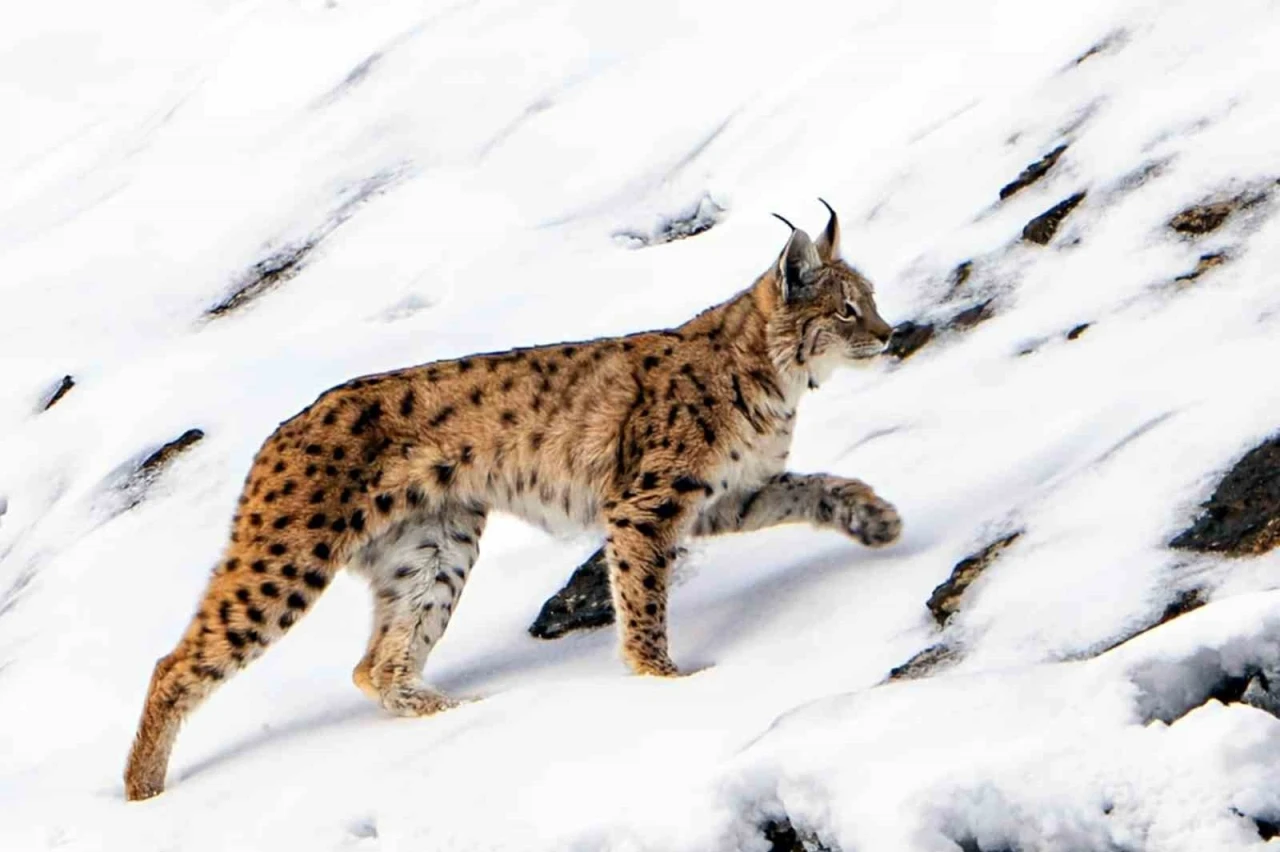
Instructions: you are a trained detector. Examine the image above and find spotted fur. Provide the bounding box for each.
[124,204,901,800]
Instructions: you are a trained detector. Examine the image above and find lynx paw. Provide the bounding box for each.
[380,684,469,717]
[828,482,902,547]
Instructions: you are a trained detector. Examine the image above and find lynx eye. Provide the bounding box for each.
[835,299,862,323]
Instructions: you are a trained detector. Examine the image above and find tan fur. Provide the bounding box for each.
[124,206,901,800]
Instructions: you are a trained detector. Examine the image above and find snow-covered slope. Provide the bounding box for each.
[4,0,1280,849]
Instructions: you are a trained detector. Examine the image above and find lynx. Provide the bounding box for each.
[124,201,901,800]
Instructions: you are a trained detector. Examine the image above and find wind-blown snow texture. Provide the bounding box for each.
[4,0,1280,849]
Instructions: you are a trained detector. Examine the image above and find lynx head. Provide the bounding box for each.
[767,200,893,377]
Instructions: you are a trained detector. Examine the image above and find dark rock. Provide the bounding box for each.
[1169,202,1234,235]
[119,428,206,510]
[886,321,935,360]
[956,839,1015,852]
[944,260,974,298]
[1169,187,1272,238]
[1022,191,1087,245]
[761,818,832,852]
[1134,652,1280,725]
[1066,322,1091,340]
[616,195,724,248]
[1071,29,1126,66]
[1091,588,1207,657]
[208,240,316,317]
[927,532,1022,627]
[950,299,994,331]
[999,144,1068,200]
[529,548,613,639]
[208,169,404,318]
[1173,251,1228,284]
[886,642,959,682]
[1170,435,1280,555]
[1159,587,1207,623]
[41,375,75,411]
[137,429,206,477]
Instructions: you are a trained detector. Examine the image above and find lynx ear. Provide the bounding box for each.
[776,227,822,303]
[815,197,840,261]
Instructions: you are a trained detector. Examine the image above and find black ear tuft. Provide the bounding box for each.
[815,198,840,261]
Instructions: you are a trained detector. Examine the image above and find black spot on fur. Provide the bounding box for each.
[313,542,332,560]
[672,475,709,494]
[225,558,240,572]
[400,390,415,416]
[310,489,326,504]
[246,606,265,624]
[351,402,383,435]
[323,411,337,425]
[303,570,327,589]
[458,358,474,372]
[643,575,657,590]
[226,630,246,648]
[470,388,483,406]
[429,406,455,428]
[644,603,658,616]
[434,464,455,486]
[635,521,659,538]
[218,602,232,624]
[350,509,366,531]
[501,410,518,426]
[332,447,346,461]
[375,493,394,513]
[641,472,659,490]
[306,464,318,476]
[269,543,287,556]
[278,611,297,629]
[460,445,474,464]
[287,592,307,610]
[273,461,286,473]
[235,588,251,603]
[260,581,280,597]
[307,513,327,529]
[251,560,268,573]
[643,355,660,370]
[273,515,292,530]
[653,500,679,520]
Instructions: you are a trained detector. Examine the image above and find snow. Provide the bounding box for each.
[3,0,1280,849]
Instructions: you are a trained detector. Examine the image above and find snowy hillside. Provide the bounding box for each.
[4,0,1280,849]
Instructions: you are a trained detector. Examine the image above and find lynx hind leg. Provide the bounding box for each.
[124,558,327,801]
[350,502,486,716]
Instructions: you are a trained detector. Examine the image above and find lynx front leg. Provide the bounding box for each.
[604,492,696,677]
[692,473,901,546]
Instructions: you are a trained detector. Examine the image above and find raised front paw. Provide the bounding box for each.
[826,481,903,547]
